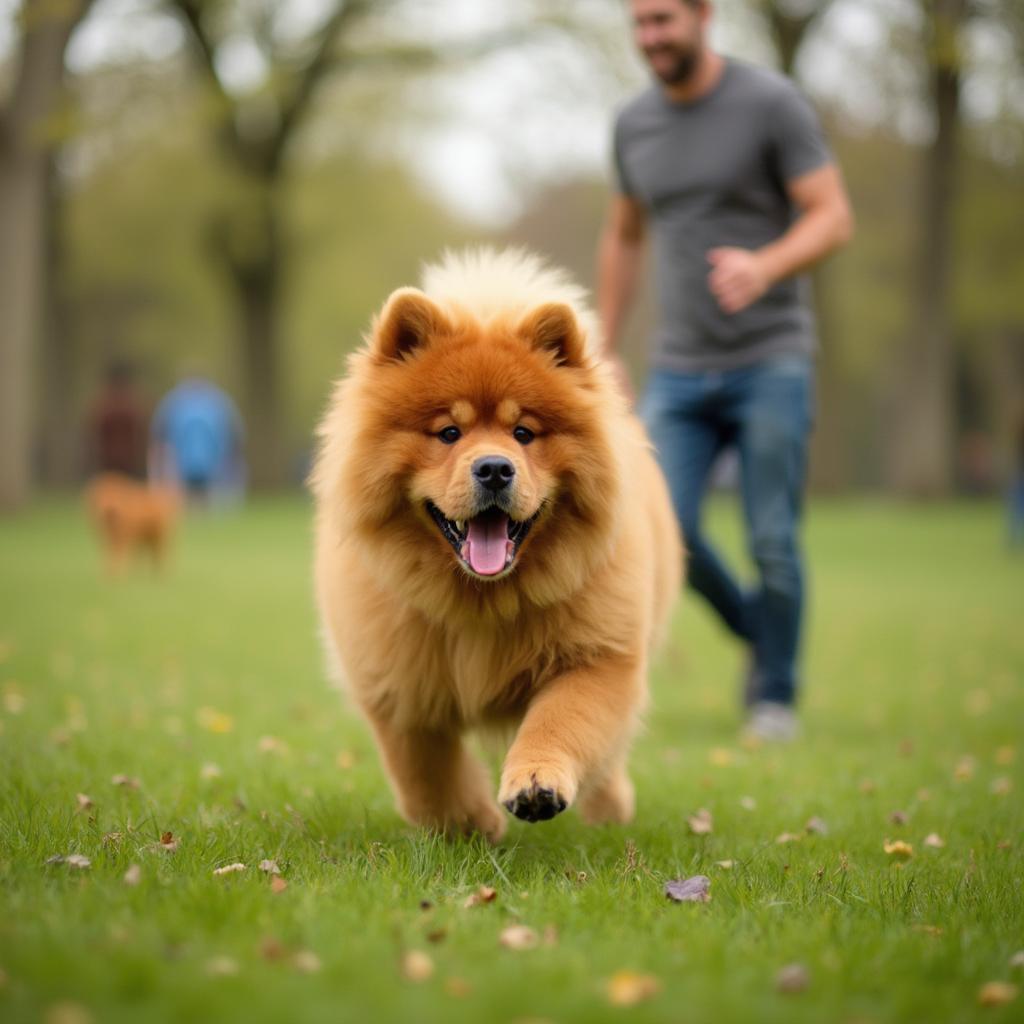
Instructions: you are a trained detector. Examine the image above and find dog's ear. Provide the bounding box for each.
[373,287,450,362]
[519,302,586,368]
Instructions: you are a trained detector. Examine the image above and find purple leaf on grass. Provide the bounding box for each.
[664,875,711,903]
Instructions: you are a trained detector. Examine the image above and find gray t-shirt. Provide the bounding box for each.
[613,58,832,372]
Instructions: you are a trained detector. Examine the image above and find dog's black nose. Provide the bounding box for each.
[473,456,516,492]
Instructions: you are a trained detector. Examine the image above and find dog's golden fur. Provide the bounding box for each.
[311,249,681,841]
[86,472,181,575]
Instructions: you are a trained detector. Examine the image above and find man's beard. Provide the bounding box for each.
[647,45,700,85]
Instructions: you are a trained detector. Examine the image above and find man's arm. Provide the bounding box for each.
[707,162,854,316]
[597,193,648,397]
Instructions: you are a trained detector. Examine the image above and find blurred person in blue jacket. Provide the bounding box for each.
[149,376,245,504]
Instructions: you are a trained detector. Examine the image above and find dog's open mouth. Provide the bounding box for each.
[426,502,538,577]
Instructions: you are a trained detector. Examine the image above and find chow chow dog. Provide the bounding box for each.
[86,472,181,575]
[311,249,681,842]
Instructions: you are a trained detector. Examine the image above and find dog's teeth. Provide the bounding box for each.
[455,520,464,533]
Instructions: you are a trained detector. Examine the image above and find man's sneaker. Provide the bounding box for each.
[744,701,800,743]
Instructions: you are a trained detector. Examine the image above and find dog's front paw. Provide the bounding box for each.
[498,765,576,823]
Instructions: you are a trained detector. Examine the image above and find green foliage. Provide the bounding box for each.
[0,499,1021,1022]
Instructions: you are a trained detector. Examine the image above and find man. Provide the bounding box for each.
[598,0,853,740]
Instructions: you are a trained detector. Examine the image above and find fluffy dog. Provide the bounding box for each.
[86,472,181,575]
[311,249,681,842]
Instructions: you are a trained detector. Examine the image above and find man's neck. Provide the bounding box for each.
[660,49,725,104]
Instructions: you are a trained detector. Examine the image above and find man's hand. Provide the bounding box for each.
[707,247,771,315]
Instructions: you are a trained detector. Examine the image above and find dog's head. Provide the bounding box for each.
[313,253,628,613]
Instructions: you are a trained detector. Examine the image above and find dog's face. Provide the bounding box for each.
[325,288,621,594]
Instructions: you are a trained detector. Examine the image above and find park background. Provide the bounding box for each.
[1,2,1023,1023]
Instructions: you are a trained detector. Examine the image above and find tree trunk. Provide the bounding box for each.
[884,0,965,496]
[0,0,90,511]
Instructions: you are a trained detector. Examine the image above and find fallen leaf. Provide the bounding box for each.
[776,963,810,994]
[776,832,802,845]
[444,977,472,997]
[499,925,539,951]
[805,817,829,835]
[997,839,1013,850]
[258,735,288,755]
[977,982,1018,1007]
[42,1002,93,1024]
[200,762,222,780]
[664,875,711,903]
[213,863,246,876]
[258,859,281,875]
[425,928,447,944]
[740,795,757,811]
[159,832,178,852]
[270,876,288,894]
[123,864,142,887]
[462,885,497,908]
[916,788,932,802]
[607,970,661,1006]
[2,686,25,715]
[708,747,734,766]
[889,810,909,826]
[687,808,713,835]
[76,794,94,812]
[259,937,287,962]
[292,951,321,974]
[883,839,914,860]
[335,750,356,770]
[995,746,1016,766]
[990,776,1012,796]
[206,956,239,977]
[858,778,877,795]
[402,950,434,982]
[923,833,945,849]
[1009,951,1024,969]
[714,860,735,870]
[913,924,944,937]
[65,854,90,869]
[954,755,976,781]
[111,774,140,790]
[197,707,234,734]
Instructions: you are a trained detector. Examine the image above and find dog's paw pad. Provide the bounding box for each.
[503,785,567,823]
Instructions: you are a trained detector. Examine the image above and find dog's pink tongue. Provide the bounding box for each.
[464,515,510,575]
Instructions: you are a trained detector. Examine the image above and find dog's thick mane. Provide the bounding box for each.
[421,248,601,359]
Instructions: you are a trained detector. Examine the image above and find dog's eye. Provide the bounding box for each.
[438,426,461,444]
[513,426,535,445]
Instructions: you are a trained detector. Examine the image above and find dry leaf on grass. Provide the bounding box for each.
[664,875,711,903]
[924,833,945,849]
[200,762,222,780]
[913,924,944,937]
[197,707,234,734]
[402,950,434,982]
[292,951,321,974]
[776,832,802,845]
[708,747,734,766]
[75,794,94,812]
[444,977,472,998]
[111,774,140,790]
[206,956,239,977]
[805,817,829,836]
[954,756,976,780]
[889,810,909,826]
[270,877,288,894]
[687,808,713,835]
[740,795,757,811]
[42,1001,93,1024]
[714,860,735,870]
[335,750,356,770]
[995,746,1015,766]
[158,832,178,852]
[1010,951,1024,969]
[258,735,288,755]
[258,859,281,875]
[776,963,810,994]
[883,839,914,859]
[123,864,142,887]
[46,854,91,869]
[462,885,497,908]
[990,776,1013,796]
[499,925,539,951]
[607,971,661,1006]
[213,863,246,876]
[977,982,1018,1007]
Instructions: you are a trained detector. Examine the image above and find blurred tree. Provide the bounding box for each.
[0,0,92,511]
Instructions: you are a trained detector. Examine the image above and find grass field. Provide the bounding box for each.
[1,497,1022,1024]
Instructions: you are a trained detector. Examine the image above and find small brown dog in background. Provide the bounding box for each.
[86,472,181,575]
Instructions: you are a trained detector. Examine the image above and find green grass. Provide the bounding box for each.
[1,497,1022,1024]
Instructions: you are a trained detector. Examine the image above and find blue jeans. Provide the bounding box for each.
[641,356,814,706]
